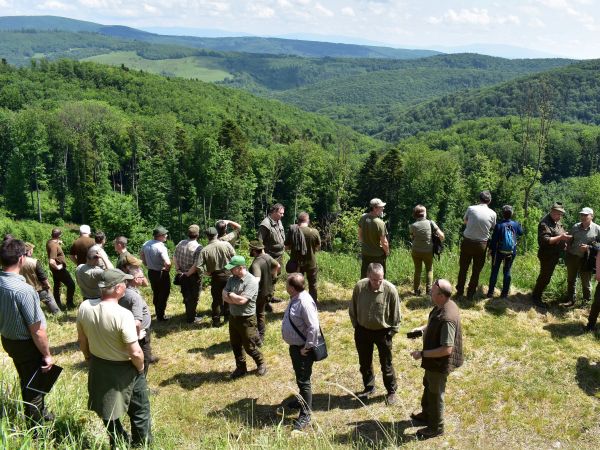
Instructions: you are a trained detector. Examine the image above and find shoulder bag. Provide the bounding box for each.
[288,314,328,361]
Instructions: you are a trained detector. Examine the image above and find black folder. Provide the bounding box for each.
[26,365,63,395]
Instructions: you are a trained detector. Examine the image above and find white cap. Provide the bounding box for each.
[579,207,594,215]
[80,224,91,234]
[370,198,386,208]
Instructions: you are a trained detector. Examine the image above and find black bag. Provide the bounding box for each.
[285,259,299,274]
[583,244,599,273]
[430,220,443,259]
[173,273,183,286]
[288,313,328,361]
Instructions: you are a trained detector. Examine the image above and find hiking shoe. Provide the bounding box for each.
[256,364,267,376]
[385,392,397,406]
[149,355,160,364]
[212,319,221,328]
[560,299,576,308]
[229,367,247,380]
[356,387,376,400]
[410,411,428,424]
[293,415,311,431]
[416,426,444,439]
[276,399,302,416]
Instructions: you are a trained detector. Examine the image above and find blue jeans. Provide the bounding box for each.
[487,253,514,297]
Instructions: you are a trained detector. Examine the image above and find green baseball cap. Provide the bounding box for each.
[98,269,133,288]
[153,226,168,237]
[225,255,246,270]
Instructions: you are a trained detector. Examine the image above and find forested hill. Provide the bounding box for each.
[0,15,439,59]
[376,59,600,142]
[0,59,380,245]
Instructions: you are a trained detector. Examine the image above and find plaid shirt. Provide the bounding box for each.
[174,239,202,272]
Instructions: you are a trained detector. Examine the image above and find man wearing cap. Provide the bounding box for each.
[46,227,75,309]
[75,247,105,300]
[173,225,203,323]
[358,198,390,279]
[222,255,267,378]
[1,239,56,426]
[114,236,143,272]
[563,207,600,307]
[456,191,497,299]
[285,212,321,305]
[531,203,571,307]
[21,243,61,314]
[140,226,171,321]
[249,240,280,344]
[486,205,523,299]
[196,227,235,327]
[70,224,95,266]
[77,268,151,447]
[349,263,401,405]
[217,219,242,245]
[119,266,155,374]
[258,203,286,303]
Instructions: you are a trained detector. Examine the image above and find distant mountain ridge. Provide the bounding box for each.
[0,15,440,59]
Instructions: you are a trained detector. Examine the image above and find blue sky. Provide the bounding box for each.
[1,0,599,58]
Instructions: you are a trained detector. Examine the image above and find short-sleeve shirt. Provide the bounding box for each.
[174,239,202,272]
[219,230,240,245]
[440,321,457,347]
[196,239,235,274]
[70,236,95,266]
[76,264,104,299]
[224,272,259,317]
[119,287,151,331]
[463,204,497,242]
[46,239,66,266]
[285,226,321,269]
[359,213,386,257]
[0,272,47,340]
[141,239,170,271]
[410,218,440,253]
[249,253,278,298]
[90,244,113,270]
[76,299,138,361]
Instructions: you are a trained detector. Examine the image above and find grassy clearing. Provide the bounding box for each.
[1,250,599,448]
[81,51,232,81]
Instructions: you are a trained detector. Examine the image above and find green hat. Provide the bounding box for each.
[225,255,246,270]
[249,240,264,251]
[153,226,168,237]
[205,227,218,237]
[98,269,133,289]
[551,202,565,214]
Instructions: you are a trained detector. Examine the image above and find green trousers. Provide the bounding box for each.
[420,370,448,432]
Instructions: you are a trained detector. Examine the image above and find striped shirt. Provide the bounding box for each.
[0,271,46,340]
[174,239,202,272]
[282,291,320,349]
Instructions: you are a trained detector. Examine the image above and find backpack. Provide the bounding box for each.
[583,244,599,273]
[430,221,443,259]
[497,223,517,255]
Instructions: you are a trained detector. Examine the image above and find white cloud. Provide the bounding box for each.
[277,0,292,8]
[427,8,520,27]
[528,17,546,27]
[37,0,73,10]
[295,0,311,5]
[341,6,355,17]
[247,3,275,19]
[314,2,333,17]
[0,0,10,7]
[143,3,158,14]
[367,2,387,15]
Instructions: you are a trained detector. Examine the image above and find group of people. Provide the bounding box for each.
[1,193,598,445]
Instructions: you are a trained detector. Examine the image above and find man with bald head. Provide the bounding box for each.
[409,279,463,439]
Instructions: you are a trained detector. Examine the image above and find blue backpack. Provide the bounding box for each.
[498,223,517,254]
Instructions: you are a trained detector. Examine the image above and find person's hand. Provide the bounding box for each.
[56,264,63,270]
[410,351,422,360]
[41,355,54,373]
[138,329,147,340]
[300,348,310,356]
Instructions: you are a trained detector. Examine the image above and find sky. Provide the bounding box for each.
[1,0,600,58]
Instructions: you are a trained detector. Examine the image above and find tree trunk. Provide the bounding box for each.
[35,177,42,223]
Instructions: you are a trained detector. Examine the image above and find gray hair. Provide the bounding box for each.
[367,263,384,276]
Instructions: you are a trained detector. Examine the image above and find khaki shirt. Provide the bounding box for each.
[359,213,386,257]
[196,239,235,274]
[567,222,600,257]
[537,214,566,257]
[349,279,401,332]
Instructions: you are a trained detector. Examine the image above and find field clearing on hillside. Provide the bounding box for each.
[82,51,232,81]
[1,251,599,449]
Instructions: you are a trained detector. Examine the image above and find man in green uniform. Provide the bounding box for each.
[531,203,571,308]
[285,212,321,305]
[223,255,267,379]
[258,203,286,304]
[409,279,463,439]
[196,227,236,327]
[114,236,143,272]
[358,198,389,278]
[249,241,280,345]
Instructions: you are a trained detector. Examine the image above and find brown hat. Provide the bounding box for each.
[249,240,264,251]
[551,202,566,214]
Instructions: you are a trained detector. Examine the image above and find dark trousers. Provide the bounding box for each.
[211,271,230,322]
[256,293,270,340]
[588,284,600,328]
[360,254,387,279]
[532,254,560,301]
[50,266,75,307]
[420,370,447,432]
[38,289,61,314]
[354,325,397,394]
[487,253,514,297]
[565,252,592,302]
[456,238,488,297]
[299,264,319,304]
[102,372,152,447]
[180,273,200,323]
[229,315,264,369]
[148,269,171,320]
[1,336,47,424]
[139,331,153,377]
[289,345,314,418]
